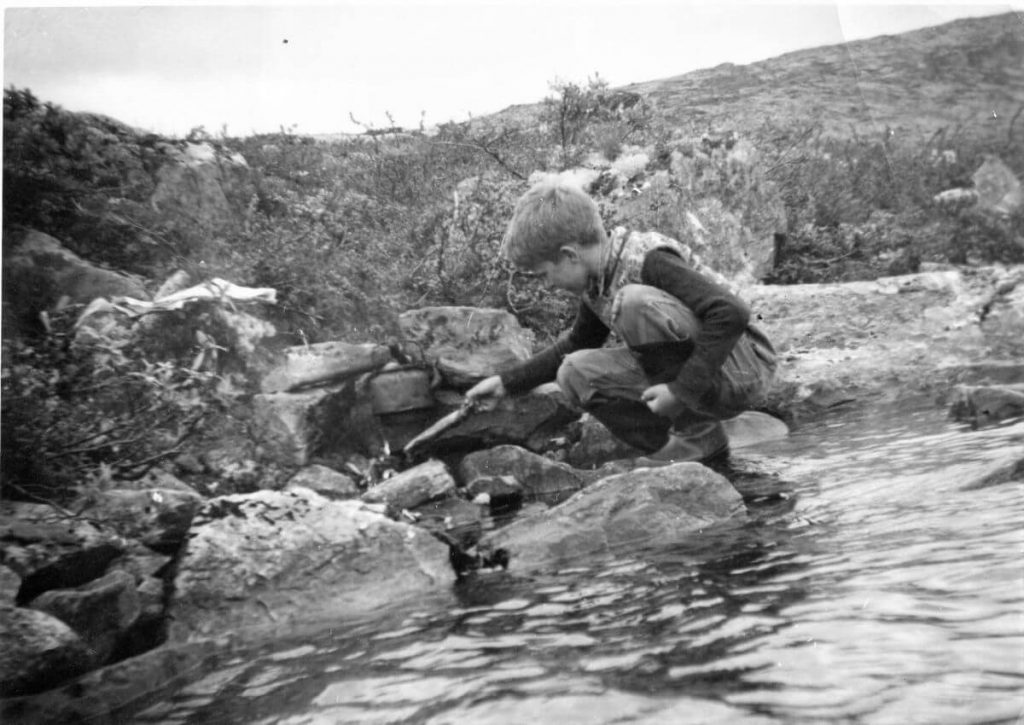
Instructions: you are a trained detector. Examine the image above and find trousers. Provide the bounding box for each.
[555,284,775,452]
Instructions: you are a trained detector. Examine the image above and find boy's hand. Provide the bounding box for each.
[465,375,506,409]
[641,383,685,418]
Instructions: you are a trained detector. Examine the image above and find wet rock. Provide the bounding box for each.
[721,411,790,448]
[0,604,93,697]
[70,488,202,554]
[170,488,452,641]
[0,638,222,725]
[480,463,745,572]
[411,497,485,551]
[361,459,457,512]
[0,504,125,605]
[949,383,1024,426]
[29,570,141,665]
[398,307,535,388]
[719,454,796,499]
[286,464,360,500]
[458,445,586,506]
[260,341,391,393]
[2,228,149,334]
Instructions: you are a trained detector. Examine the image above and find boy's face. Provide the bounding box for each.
[534,249,589,294]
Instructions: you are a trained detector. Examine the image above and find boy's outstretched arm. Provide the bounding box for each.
[497,302,609,397]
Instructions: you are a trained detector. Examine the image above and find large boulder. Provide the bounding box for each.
[398,307,535,388]
[251,381,383,466]
[169,488,453,641]
[480,463,745,573]
[427,385,579,453]
[149,141,255,232]
[0,605,93,697]
[1,228,149,333]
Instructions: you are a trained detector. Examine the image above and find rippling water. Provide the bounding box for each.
[138,401,1024,724]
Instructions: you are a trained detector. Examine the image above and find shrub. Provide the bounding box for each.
[3,87,196,274]
[1,307,222,503]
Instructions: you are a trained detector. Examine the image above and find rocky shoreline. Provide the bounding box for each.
[2,242,1022,722]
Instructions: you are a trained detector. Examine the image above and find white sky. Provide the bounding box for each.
[4,1,1021,137]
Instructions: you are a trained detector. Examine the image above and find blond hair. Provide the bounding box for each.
[501,175,607,269]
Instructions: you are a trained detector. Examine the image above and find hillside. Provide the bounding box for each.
[485,12,1024,144]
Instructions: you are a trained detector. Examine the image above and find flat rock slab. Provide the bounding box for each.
[361,459,457,512]
[170,488,453,641]
[398,307,535,388]
[746,267,1024,412]
[481,462,745,573]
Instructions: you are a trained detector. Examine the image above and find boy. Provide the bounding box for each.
[466,176,776,464]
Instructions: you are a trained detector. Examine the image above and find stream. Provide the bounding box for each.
[136,399,1023,724]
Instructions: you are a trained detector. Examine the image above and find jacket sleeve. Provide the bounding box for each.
[640,249,750,406]
[500,301,610,395]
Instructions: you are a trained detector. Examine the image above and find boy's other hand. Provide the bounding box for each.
[641,383,685,418]
[466,375,506,409]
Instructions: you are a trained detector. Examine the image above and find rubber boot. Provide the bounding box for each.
[634,419,730,466]
[584,396,671,454]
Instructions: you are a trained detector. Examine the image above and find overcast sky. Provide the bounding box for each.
[4,2,1021,137]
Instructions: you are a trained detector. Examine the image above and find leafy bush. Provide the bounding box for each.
[3,87,197,274]
[1,307,222,503]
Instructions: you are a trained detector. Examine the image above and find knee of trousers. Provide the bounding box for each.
[556,351,595,407]
[614,284,700,344]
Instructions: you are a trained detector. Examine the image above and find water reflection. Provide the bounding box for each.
[136,403,1023,724]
